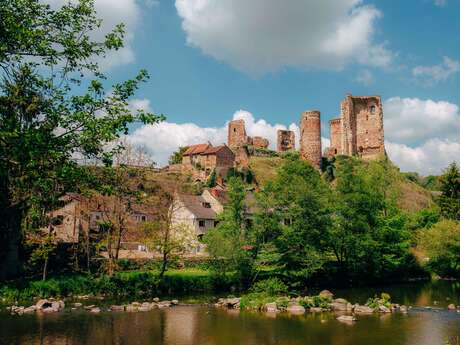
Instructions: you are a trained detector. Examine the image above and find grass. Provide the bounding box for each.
[0,268,234,303]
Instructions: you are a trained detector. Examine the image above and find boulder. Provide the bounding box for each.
[73,303,83,308]
[126,305,138,312]
[110,305,125,312]
[378,305,391,313]
[319,290,334,299]
[131,302,141,307]
[286,305,305,314]
[400,305,408,314]
[265,302,278,313]
[89,307,101,313]
[158,301,171,308]
[36,299,52,310]
[331,299,349,311]
[310,307,323,313]
[23,306,37,314]
[171,300,179,305]
[448,304,456,310]
[354,305,374,314]
[153,297,160,302]
[337,315,356,323]
[84,305,96,310]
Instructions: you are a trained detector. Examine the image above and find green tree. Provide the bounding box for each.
[204,176,255,287]
[418,219,460,278]
[255,158,332,286]
[206,169,217,188]
[0,0,164,279]
[168,146,188,165]
[328,158,413,280]
[438,162,460,220]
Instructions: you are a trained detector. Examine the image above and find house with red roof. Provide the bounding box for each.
[181,143,235,179]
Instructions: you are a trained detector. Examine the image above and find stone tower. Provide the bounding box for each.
[328,95,385,160]
[228,119,248,148]
[277,130,295,152]
[300,110,322,169]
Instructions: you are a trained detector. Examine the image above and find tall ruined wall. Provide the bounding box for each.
[252,136,269,149]
[277,130,295,152]
[338,95,385,159]
[328,118,342,156]
[228,119,248,148]
[300,110,322,169]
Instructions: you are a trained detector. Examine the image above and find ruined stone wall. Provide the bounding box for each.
[216,147,235,168]
[277,130,295,152]
[252,136,269,149]
[328,118,342,156]
[228,119,248,148]
[353,96,385,159]
[300,110,322,169]
[337,95,385,159]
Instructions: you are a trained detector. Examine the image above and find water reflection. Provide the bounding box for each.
[0,281,459,345]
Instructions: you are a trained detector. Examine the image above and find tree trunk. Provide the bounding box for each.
[159,251,168,279]
[42,256,48,281]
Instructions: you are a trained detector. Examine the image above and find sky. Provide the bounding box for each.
[57,0,460,175]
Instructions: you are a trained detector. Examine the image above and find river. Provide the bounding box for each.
[1,280,459,345]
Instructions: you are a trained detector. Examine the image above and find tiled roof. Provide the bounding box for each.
[183,144,211,156]
[201,145,227,155]
[178,194,217,219]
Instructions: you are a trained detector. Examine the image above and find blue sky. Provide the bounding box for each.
[76,0,460,174]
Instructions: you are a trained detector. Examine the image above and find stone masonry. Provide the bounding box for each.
[300,110,322,169]
[277,130,295,152]
[252,136,269,149]
[328,95,385,159]
[228,119,249,148]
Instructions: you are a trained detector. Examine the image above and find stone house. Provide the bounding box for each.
[181,143,235,179]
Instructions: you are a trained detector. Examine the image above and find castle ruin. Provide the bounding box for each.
[328,95,385,160]
[300,110,322,169]
[228,119,250,148]
[277,130,295,152]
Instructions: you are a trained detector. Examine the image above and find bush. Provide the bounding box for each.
[251,278,288,296]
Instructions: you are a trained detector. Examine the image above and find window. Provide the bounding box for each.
[214,220,220,227]
[199,220,205,227]
[370,105,376,114]
[202,202,211,208]
[141,215,146,222]
[233,128,236,132]
[51,215,64,226]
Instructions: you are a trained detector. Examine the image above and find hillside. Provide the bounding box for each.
[249,155,434,213]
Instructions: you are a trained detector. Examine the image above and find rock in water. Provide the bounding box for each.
[354,305,374,314]
[286,305,305,314]
[265,303,278,313]
[447,304,456,310]
[337,315,356,323]
[319,290,334,299]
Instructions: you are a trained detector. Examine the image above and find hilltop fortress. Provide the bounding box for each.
[175,94,385,180]
[228,94,385,168]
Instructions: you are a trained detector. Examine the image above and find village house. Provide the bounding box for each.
[181,143,235,180]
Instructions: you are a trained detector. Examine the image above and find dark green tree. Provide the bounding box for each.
[0,0,164,279]
[438,162,460,220]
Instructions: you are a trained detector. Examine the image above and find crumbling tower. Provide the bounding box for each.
[300,110,322,169]
[328,95,385,160]
[228,119,248,148]
[277,130,295,152]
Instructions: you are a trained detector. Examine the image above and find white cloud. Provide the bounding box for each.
[127,108,330,166]
[386,139,460,175]
[384,97,460,145]
[412,56,460,84]
[44,0,143,70]
[355,69,375,85]
[175,0,393,76]
[129,98,153,113]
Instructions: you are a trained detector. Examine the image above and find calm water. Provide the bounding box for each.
[1,281,459,345]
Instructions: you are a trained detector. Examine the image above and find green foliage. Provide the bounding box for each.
[438,162,460,220]
[169,146,188,165]
[206,169,217,188]
[204,177,255,287]
[0,0,164,279]
[251,278,288,296]
[255,159,332,285]
[418,220,460,278]
[366,292,391,309]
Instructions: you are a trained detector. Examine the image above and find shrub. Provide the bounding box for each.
[251,278,288,296]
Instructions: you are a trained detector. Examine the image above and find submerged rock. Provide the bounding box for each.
[354,305,374,314]
[337,315,356,323]
[286,305,305,314]
[331,299,349,311]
